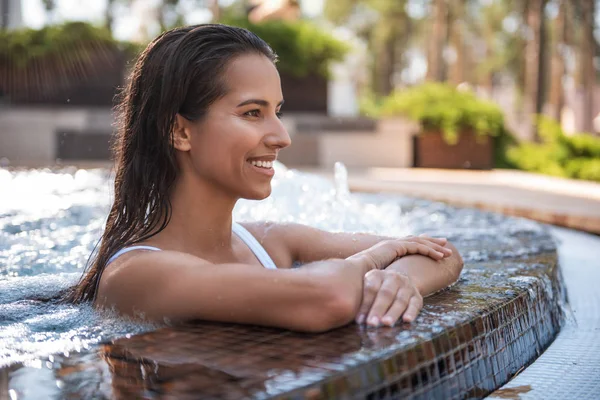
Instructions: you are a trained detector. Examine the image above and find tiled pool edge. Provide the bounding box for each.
[279,254,565,399]
[1,251,565,399]
[487,227,600,400]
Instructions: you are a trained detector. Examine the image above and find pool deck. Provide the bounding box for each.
[305,167,600,235]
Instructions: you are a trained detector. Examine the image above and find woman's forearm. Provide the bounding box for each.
[385,242,464,297]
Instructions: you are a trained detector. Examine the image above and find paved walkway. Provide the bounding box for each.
[305,167,600,234]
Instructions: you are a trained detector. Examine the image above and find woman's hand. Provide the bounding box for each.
[347,236,452,271]
[355,269,423,327]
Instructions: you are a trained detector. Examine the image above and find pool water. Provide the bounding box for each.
[0,162,552,369]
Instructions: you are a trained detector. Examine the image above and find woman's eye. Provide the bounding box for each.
[245,109,260,117]
[276,111,283,119]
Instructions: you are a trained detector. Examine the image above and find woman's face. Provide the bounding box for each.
[180,53,291,200]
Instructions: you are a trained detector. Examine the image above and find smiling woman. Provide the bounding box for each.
[63,24,463,333]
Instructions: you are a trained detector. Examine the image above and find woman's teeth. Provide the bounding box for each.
[250,160,273,169]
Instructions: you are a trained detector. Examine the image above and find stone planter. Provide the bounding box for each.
[414,130,494,170]
[2,46,127,107]
[279,72,328,113]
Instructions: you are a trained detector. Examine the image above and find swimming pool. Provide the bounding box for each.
[0,162,566,398]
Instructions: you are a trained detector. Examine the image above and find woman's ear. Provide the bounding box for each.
[172,114,193,151]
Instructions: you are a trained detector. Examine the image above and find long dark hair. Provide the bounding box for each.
[65,24,277,303]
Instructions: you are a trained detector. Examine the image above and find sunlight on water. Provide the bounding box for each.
[0,162,548,368]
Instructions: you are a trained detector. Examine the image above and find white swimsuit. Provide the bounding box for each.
[105,222,277,269]
[96,223,277,300]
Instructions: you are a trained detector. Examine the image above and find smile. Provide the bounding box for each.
[250,160,273,169]
[247,159,275,177]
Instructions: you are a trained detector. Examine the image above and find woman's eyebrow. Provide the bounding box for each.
[236,99,285,107]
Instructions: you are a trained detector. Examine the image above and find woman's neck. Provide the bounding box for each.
[150,172,239,257]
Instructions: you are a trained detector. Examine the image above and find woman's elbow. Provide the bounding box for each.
[445,241,464,281]
[300,290,357,333]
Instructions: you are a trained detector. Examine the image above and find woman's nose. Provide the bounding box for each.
[265,116,292,149]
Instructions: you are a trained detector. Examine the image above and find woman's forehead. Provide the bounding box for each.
[222,54,282,103]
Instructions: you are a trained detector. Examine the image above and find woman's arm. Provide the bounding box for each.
[384,240,463,296]
[95,249,372,333]
[244,222,452,267]
[352,243,463,327]
[95,239,449,332]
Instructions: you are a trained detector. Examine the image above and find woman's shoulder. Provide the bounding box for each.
[238,221,313,268]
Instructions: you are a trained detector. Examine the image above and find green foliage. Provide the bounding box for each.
[378,83,507,144]
[358,90,384,118]
[507,116,600,182]
[221,17,348,78]
[0,22,140,69]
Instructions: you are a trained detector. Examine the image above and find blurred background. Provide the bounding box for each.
[1,0,600,182]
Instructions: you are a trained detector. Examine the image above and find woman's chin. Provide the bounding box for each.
[243,185,272,201]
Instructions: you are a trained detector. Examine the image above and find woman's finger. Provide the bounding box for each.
[418,234,448,245]
[356,270,383,324]
[350,240,406,270]
[401,242,445,260]
[380,288,412,327]
[366,273,404,326]
[405,237,452,257]
[402,294,424,323]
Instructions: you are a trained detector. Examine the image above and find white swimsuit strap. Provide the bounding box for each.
[232,222,277,270]
[96,245,162,301]
[106,245,162,265]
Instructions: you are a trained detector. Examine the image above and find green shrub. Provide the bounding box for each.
[0,22,139,69]
[370,83,516,168]
[507,116,600,182]
[378,83,507,145]
[2,19,345,78]
[221,18,348,78]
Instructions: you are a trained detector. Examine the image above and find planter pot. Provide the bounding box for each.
[3,47,127,106]
[413,130,494,169]
[279,72,327,113]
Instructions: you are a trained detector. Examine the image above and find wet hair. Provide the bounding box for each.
[65,24,278,303]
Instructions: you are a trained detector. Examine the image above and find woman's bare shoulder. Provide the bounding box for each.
[237,221,300,268]
[93,248,346,332]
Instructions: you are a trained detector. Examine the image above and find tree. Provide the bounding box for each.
[448,0,468,85]
[579,0,596,132]
[41,0,57,24]
[548,0,567,121]
[324,0,411,97]
[523,0,548,141]
[426,0,448,82]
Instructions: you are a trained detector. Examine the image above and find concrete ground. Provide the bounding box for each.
[305,167,600,235]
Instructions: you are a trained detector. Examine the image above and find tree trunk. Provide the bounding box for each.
[104,0,115,36]
[426,0,447,82]
[372,24,396,96]
[0,0,9,29]
[524,0,547,141]
[580,0,595,132]
[548,0,566,121]
[449,0,466,85]
[211,0,220,22]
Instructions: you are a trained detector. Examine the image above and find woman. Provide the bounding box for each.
[66,24,463,332]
